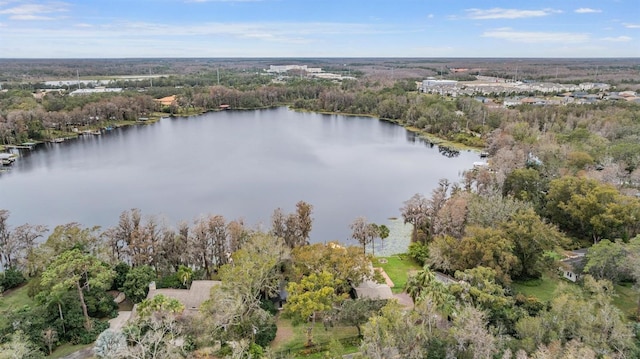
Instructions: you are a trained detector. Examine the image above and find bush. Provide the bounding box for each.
[85,287,118,318]
[122,265,156,303]
[0,267,26,292]
[255,320,277,348]
[113,262,130,291]
[407,242,429,266]
[156,273,184,289]
[94,330,126,358]
[260,299,278,316]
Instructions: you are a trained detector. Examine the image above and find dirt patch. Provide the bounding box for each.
[271,316,295,348]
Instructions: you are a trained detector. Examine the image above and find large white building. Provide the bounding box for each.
[266,65,322,74]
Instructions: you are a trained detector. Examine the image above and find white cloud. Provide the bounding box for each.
[575,8,601,14]
[465,8,561,20]
[0,1,69,20]
[601,36,632,42]
[10,14,54,20]
[427,14,434,19]
[624,23,640,29]
[482,30,589,43]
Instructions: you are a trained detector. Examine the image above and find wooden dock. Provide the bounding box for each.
[5,144,34,149]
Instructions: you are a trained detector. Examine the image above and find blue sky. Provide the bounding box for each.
[0,0,639,58]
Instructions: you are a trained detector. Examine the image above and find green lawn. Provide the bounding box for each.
[511,275,560,303]
[271,317,360,358]
[49,343,94,359]
[0,285,35,327]
[372,255,422,294]
[613,283,638,320]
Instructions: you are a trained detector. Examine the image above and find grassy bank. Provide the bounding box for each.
[271,317,359,358]
[0,285,34,328]
[372,255,421,294]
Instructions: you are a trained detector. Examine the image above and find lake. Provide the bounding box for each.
[0,107,481,246]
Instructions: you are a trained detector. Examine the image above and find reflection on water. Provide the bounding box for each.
[0,107,480,244]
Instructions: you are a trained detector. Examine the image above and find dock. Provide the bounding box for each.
[5,144,35,150]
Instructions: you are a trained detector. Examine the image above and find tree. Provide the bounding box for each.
[0,210,47,272]
[545,176,640,242]
[94,330,126,359]
[200,233,289,345]
[270,201,314,248]
[121,311,186,359]
[359,300,436,359]
[334,299,387,337]
[0,330,44,359]
[40,249,115,330]
[123,265,156,303]
[405,265,456,317]
[454,226,518,284]
[451,306,498,359]
[32,223,103,276]
[291,242,370,294]
[622,235,640,320]
[284,271,343,347]
[41,328,58,356]
[501,209,567,279]
[137,294,185,318]
[503,167,546,210]
[584,239,627,283]
[350,217,378,255]
[400,193,429,243]
[176,265,193,289]
[450,267,514,328]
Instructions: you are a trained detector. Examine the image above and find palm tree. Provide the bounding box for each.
[177,265,193,289]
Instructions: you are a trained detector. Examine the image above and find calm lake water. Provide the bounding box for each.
[0,107,481,245]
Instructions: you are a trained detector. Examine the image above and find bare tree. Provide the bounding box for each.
[400,193,429,243]
[350,217,378,255]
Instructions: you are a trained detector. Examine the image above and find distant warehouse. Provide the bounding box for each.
[70,88,123,96]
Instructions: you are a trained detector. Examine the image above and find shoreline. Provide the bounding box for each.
[1,106,484,155]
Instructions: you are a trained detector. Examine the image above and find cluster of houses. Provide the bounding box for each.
[419,76,639,107]
[421,76,611,97]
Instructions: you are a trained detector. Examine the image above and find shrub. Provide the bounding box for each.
[407,242,429,266]
[94,330,126,358]
[0,267,26,292]
[255,320,277,348]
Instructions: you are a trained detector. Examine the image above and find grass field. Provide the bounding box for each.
[372,255,422,294]
[0,285,35,327]
[513,275,638,320]
[49,343,94,359]
[271,317,360,358]
[613,283,639,320]
[511,275,560,303]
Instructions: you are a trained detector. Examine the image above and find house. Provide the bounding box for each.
[353,279,394,300]
[560,249,588,282]
[155,95,177,107]
[146,280,221,312]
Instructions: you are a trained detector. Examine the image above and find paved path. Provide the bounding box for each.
[108,311,132,331]
[375,268,395,288]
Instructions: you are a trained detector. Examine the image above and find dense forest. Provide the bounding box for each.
[1,62,640,358]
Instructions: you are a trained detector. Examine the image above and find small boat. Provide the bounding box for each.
[91,130,101,135]
[52,138,65,143]
[0,153,17,166]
